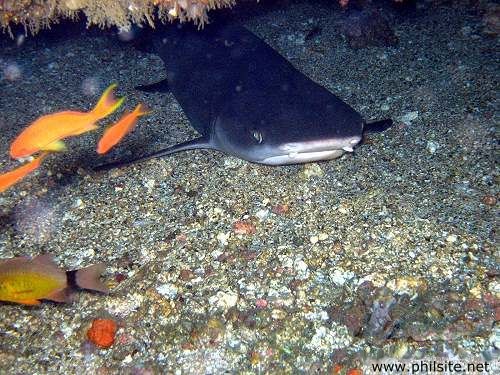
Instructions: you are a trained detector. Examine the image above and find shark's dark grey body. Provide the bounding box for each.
[97,22,391,170]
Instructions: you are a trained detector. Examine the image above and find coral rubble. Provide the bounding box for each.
[0,0,236,36]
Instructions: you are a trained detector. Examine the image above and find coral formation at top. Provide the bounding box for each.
[0,0,236,36]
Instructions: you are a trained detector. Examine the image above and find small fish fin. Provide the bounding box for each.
[75,263,109,293]
[91,83,126,120]
[94,137,212,171]
[135,79,170,93]
[17,299,41,305]
[45,288,71,303]
[42,140,67,153]
[363,119,393,134]
[133,103,151,117]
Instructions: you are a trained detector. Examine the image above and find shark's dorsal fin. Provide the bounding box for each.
[136,79,170,93]
[94,136,212,171]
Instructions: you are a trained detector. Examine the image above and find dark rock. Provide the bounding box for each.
[336,8,398,48]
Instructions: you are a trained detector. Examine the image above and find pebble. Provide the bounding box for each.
[330,269,355,286]
[271,309,286,320]
[3,62,22,81]
[255,208,270,221]
[156,283,178,299]
[488,280,500,297]
[427,141,439,154]
[295,259,310,280]
[318,232,328,241]
[338,205,349,214]
[223,157,245,169]
[209,290,238,311]
[446,234,458,243]
[144,179,155,189]
[306,323,351,352]
[489,329,499,350]
[216,232,230,246]
[73,198,84,208]
[301,163,324,178]
[398,111,419,125]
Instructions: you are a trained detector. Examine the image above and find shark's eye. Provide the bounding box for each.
[251,130,263,144]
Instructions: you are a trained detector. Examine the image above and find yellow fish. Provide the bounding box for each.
[10,83,125,159]
[0,254,108,305]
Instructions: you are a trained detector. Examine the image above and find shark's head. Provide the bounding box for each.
[210,74,367,165]
[213,113,364,166]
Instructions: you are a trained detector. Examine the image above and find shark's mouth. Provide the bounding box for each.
[261,149,348,165]
[260,137,361,165]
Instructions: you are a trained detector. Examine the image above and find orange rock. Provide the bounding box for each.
[332,364,343,375]
[482,195,497,206]
[87,318,118,349]
[271,204,290,215]
[233,221,256,235]
[347,368,363,375]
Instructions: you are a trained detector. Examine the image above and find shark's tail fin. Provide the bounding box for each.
[363,119,393,133]
[94,137,212,171]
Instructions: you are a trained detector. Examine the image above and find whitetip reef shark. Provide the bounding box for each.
[96,21,392,170]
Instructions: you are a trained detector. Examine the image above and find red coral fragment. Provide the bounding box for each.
[87,318,118,349]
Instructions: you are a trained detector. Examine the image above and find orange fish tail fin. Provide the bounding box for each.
[91,83,125,120]
[75,263,109,293]
[134,103,151,117]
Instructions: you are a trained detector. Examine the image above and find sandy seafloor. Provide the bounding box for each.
[0,0,498,373]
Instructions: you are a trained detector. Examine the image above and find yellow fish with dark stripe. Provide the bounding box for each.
[0,254,108,305]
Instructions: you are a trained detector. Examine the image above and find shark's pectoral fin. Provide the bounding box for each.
[135,79,170,93]
[363,119,393,133]
[94,136,213,171]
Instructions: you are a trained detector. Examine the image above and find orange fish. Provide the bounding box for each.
[0,254,108,305]
[0,153,47,193]
[97,103,150,154]
[10,83,125,159]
